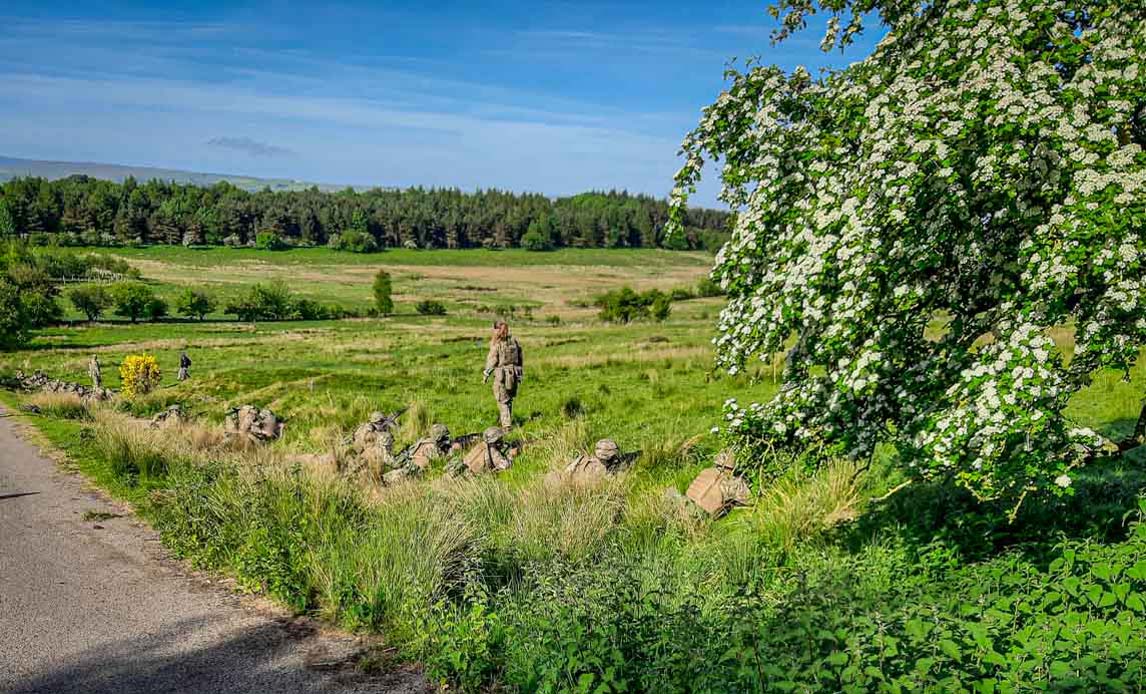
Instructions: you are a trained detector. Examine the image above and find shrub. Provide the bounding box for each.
[649,290,672,322]
[119,354,162,398]
[695,276,723,298]
[69,285,112,321]
[292,298,330,321]
[109,282,157,323]
[255,231,288,251]
[329,230,378,253]
[373,269,394,315]
[594,286,671,323]
[224,281,294,322]
[174,287,216,320]
[416,300,447,316]
[0,279,29,349]
[520,228,553,252]
[21,291,63,328]
[145,296,168,321]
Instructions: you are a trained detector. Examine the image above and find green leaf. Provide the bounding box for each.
[827,651,849,667]
[1125,593,1145,613]
[938,639,962,660]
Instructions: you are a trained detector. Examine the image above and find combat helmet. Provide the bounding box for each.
[430,423,451,443]
[594,439,620,463]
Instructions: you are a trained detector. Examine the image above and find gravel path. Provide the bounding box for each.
[0,406,428,694]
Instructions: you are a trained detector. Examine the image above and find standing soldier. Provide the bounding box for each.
[483,320,523,430]
[88,355,101,389]
[178,350,192,382]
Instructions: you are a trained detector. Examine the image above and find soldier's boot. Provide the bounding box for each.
[498,400,513,429]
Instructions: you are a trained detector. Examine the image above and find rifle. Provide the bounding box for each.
[615,449,642,469]
[450,432,483,451]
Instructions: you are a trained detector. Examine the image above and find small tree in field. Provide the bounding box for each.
[109,282,157,323]
[175,287,216,321]
[669,0,1146,504]
[373,269,394,315]
[0,279,29,349]
[69,285,111,322]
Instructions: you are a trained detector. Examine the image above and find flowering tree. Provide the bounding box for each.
[669,0,1146,502]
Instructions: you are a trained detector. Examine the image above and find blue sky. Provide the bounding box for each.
[0,1,878,204]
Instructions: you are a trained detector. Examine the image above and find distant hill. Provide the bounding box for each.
[0,156,363,193]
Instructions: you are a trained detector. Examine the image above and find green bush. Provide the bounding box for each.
[416,300,447,316]
[373,269,394,315]
[255,231,289,251]
[329,230,379,253]
[224,281,295,322]
[69,285,112,321]
[695,276,723,298]
[521,227,554,252]
[21,291,63,327]
[0,279,30,349]
[593,287,670,323]
[649,290,671,322]
[293,297,331,321]
[145,296,168,321]
[174,287,217,320]
[109,281,158,323]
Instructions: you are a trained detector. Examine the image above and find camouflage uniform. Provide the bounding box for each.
[458,427,514,475]
[224,405,284,443]
[484,336,523,429]
[150,404,184,429]
[88,356,101,389]
[564,439,621,481]
[177,351,191,382]
[344,411,398,482]
[685,451,750,516]
[383,423,452,486]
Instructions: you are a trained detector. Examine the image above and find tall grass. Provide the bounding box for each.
[27,392,92,420]
[750,459,867,552]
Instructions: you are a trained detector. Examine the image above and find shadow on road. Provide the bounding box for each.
[6,615,424,694]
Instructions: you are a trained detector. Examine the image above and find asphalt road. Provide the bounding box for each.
[0,407,427,694]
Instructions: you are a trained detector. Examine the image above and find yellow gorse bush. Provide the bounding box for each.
[119,354,162,398]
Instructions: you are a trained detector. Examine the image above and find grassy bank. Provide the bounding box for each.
[10,397,1146,693]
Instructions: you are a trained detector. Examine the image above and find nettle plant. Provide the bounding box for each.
[669,0,1146,504]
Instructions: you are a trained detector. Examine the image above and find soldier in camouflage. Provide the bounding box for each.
[483,320,523,430]
[382,423,455,486]
[177,350,192,382]
[88,356,101,389]
[564,439,623,481]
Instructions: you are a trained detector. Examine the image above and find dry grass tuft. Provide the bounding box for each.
[508,475,627,563]
[635,432,705,472]
[395,399,433,444]
[533,419,592,471]
[751,459,866,552]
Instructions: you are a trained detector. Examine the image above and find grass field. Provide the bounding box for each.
[3,246,1146,692]
[78,246,716,319]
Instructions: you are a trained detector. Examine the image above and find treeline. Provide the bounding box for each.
[0,176,731,251]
